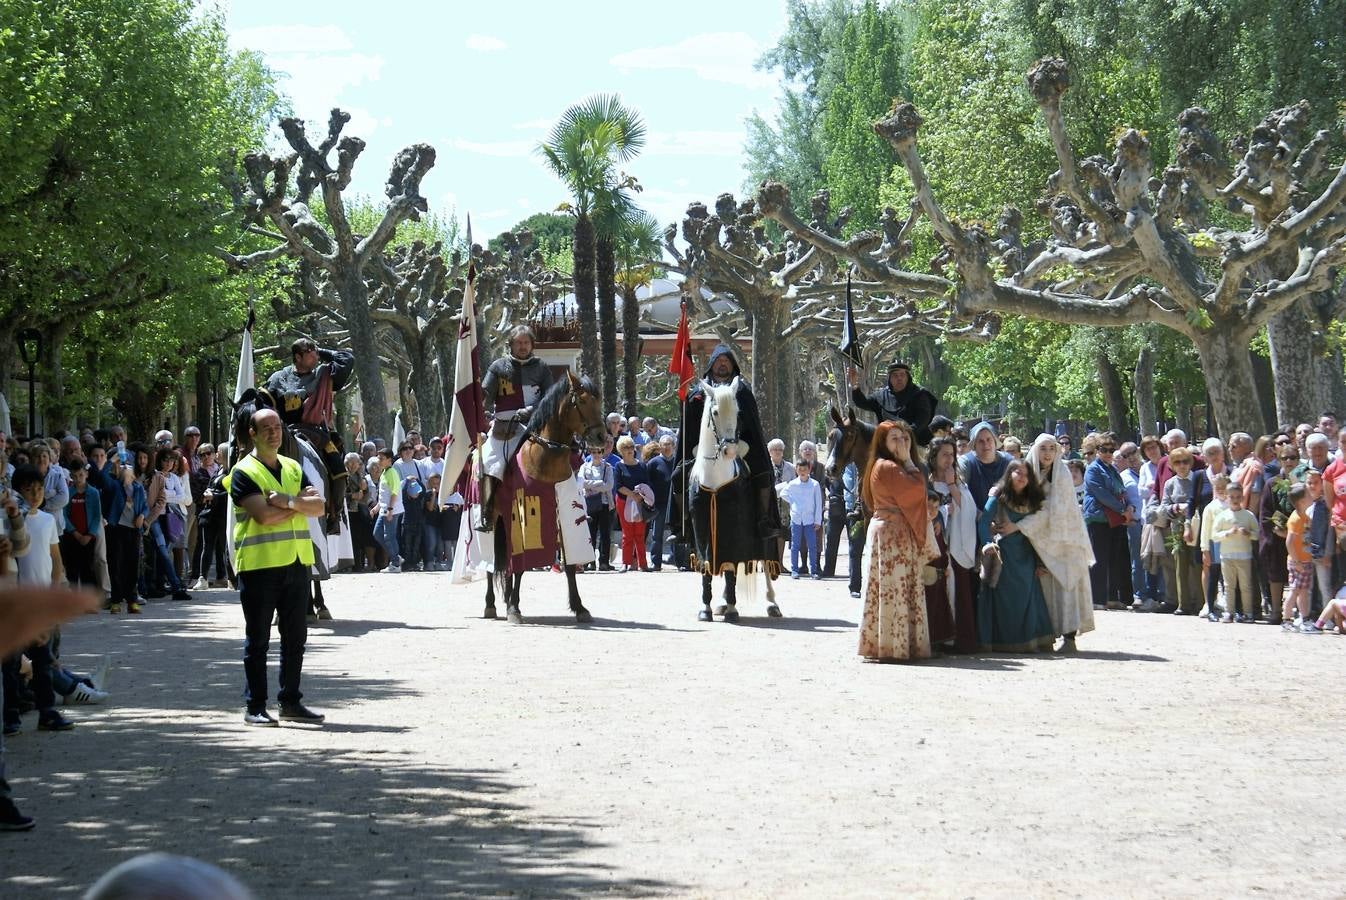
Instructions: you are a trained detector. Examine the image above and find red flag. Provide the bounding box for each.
[669,300,695,400]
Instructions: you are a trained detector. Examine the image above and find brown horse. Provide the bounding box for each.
[483,371,607,624]
[823,404,874,481]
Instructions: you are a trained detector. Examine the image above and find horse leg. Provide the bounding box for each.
[507,571,524,624]
[698,573,713,621]
[720,570,740,623]
[313,579,333,621]
[483,575,498,619]
[765,571,782,618]
[566,565,592,623]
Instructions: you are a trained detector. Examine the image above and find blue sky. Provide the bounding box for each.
[223,1,789,241]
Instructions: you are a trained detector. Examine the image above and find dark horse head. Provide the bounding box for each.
[824,404,875,480]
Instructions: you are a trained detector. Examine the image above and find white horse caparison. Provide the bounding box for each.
[690,378,780,620]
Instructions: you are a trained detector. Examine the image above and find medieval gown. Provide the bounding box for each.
[975,495,1055,651]
[1015,434,1096,638]
[859,459,939,661]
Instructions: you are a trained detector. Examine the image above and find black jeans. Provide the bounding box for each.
[59,533,97,588]
[400,503,425,569]
[823,510,846,577]
[588,506,612,567]
[847,518,867,595]
[1087,521,1133,605]
[192,517,228,580]
[238,562,309,711]
[107,524,140,604]
[2,640,55,718]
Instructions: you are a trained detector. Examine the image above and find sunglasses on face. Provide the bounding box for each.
[1100,446,1116,453]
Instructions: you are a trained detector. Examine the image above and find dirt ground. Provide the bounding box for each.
[2,553,1342,898]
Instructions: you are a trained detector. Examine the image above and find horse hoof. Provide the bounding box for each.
[766,604,782,618]
[484,606,497,620]
[713,604,728,616]
[697,606,713,622]
[721,605,740,624]
[574,608,593,624]
[507,607,524,625]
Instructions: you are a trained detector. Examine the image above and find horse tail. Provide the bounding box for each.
[493,524,510,599]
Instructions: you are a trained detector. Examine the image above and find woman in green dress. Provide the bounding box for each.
[976,459,1055,652]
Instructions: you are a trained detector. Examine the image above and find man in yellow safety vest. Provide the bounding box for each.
[225,408,327,727]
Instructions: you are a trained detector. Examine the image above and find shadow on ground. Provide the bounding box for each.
[2,599,680,898]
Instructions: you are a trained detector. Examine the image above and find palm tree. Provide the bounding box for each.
[593,176,641,412]
[614,211,664,415]
[539,95,645,385]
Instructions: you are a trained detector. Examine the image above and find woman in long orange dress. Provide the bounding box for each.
[858,420,937,662]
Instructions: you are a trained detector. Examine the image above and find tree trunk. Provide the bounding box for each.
[621,286,641,416]
[1266,301,1325,428]
[596,235,618,412]
[572,214,599,381]
[113,379,173,442]
[1249,350,1278,433]
[336,270,390,441]
[0,325,12,436]
[194,359,212,444]
[437,341,456,436]
[39,319,75,434]
[1191,326,1264,437]
[1133,341,1156,438]
[408,335,445,436]
[1096,351,1131,439]
[751,303,794,450]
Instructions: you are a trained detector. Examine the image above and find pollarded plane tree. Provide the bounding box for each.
[218,109,436,440]
[772,189,999,411]
[760,58,1346,435]
[668,190,993,448]
[471,227,572,365]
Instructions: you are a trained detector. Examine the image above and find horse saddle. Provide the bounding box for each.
[489,408,532,442]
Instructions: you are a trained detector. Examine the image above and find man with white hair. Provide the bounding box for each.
[627,416,647,447]
[1301,431,1336,610]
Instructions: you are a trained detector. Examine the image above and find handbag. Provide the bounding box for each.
[164,506,185,544]
[1104,506,1127,528]
[623,495,643,523]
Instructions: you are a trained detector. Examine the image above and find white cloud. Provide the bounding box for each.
[517,198,532,208]
[232,24,353,54]
[447,137,536,158]
[230,24,386,133]
[645,130,743,158]
[512,118,554,131]
[610,33,775,90]
[465,33,507,52]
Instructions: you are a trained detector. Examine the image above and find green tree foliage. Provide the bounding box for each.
[0,0,281,433]
[819,0,910,230]
[743,0,857,212]
[491,212,573,258]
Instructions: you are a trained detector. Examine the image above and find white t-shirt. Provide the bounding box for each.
[16,509,59,585]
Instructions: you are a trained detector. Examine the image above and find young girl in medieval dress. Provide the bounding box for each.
[1015,434,1096,652]
[858,420,938,662]
[976,460,1055,652]
[928,437,978,652]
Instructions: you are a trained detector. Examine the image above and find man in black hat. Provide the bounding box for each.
[847,362,938,445]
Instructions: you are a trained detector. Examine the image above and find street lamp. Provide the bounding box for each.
[16,328,42,439]
[204,356,224,444]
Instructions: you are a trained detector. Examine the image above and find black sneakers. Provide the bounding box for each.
[0,797,35,832]
[37,712,74,732]
[278,703,325,724]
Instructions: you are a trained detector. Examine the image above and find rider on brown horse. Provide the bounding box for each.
[478,325,554,531]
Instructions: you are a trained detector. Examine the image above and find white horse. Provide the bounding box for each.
[689,378,781,622]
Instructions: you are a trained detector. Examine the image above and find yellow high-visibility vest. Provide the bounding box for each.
[223,452,314,573]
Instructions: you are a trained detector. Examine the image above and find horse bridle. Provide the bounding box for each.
[701,402,739,460]
[524,386,592,453]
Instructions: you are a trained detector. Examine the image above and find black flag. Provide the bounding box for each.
[837,273,863,367]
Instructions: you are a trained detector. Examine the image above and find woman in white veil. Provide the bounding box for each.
[1009,433,1095,650]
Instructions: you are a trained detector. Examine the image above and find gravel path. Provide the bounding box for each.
[2,562,1342,897]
